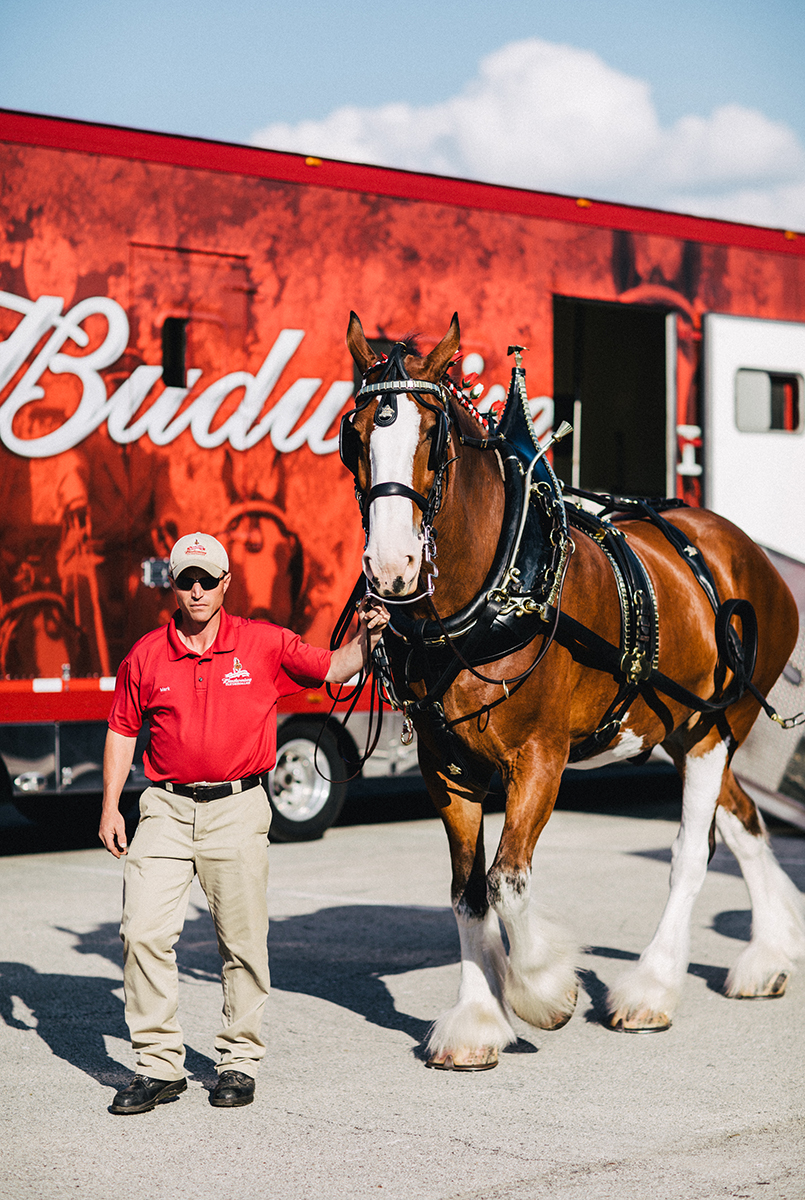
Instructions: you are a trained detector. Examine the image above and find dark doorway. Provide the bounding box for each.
[552,297,668,497]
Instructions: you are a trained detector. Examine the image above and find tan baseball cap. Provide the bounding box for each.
[169,532,229,580]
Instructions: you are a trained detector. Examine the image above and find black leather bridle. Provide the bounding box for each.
[339,343,451,531]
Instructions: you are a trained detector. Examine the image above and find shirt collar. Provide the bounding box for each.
[166,607,237,659]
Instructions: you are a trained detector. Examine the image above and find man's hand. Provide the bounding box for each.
[356,597,390,653]
[326,598,390,683]
[100,729,137,857]
[99,807,128,858]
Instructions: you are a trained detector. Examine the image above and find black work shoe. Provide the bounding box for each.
[110,1074,187,1114]
[210,1070,255,1107]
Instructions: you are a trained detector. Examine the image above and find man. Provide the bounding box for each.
[99,531,388,1114]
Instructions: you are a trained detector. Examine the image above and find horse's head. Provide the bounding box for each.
[344,312,460,599]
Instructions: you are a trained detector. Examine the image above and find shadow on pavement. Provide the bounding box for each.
[6,887,767,1087]
[0,956,214,1089]
[0,905,461,1079]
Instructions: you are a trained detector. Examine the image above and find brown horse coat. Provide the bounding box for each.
[346,312,804,1067]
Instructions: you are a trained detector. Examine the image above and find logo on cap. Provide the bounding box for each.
[186,539,207,556]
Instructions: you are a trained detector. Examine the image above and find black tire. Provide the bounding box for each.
[268,720,350,842]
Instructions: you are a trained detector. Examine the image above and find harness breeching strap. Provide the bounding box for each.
[555,582,799,752]
[558,495,805,757]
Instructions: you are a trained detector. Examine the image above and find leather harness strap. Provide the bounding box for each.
[337,351,802,787]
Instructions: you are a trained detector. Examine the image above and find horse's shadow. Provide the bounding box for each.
[578,920,752,1025]
[179,903,462,1056]
[3,897,759,1080]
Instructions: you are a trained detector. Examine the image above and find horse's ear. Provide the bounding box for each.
[422,313,460,380]
[346,311,376,374]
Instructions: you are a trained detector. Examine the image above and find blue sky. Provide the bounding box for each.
[3,0,805,228]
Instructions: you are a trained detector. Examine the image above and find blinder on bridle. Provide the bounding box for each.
[339,342,451,521]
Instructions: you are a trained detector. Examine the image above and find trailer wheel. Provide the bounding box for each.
[268,721,349,842]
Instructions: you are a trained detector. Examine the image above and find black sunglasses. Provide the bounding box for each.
[173,571,222,591]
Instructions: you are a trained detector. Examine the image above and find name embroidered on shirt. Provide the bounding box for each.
[222,657,252,686]
[159,686,171,692]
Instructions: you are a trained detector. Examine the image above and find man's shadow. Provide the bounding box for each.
[0,961,133,1088]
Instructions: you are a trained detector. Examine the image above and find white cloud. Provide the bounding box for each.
[252,38,805,230]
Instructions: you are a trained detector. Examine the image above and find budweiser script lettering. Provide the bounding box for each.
[0,291,353,458]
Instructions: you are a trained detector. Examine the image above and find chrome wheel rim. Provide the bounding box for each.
[269,737,331,822]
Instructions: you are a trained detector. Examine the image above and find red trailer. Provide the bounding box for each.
[1,109,803,834]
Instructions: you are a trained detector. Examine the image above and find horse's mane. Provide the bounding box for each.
[369,329,465,412]
[399,332,423,357]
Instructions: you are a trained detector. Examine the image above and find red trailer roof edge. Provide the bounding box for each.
[2,107,803,258]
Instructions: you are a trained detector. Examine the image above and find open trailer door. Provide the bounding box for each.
[704,313,805,829]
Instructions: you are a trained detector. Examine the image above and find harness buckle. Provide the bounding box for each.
[620,647,653,683]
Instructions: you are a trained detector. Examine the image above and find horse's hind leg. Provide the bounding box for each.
[420,747,515,1070]
[715,769,805,998]
[607,735,728,1032]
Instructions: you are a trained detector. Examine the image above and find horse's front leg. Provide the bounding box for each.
[487,753,580,1032]
[419,743,515,1071]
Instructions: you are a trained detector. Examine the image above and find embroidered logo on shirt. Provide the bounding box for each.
[159,686,171,693]
[222,657,252,686]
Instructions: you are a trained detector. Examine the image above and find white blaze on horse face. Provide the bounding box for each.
[363,397,424,596]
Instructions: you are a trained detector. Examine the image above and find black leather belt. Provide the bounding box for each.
[159,771,269,802]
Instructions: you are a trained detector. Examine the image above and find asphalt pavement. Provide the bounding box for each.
[1,772,804,1200]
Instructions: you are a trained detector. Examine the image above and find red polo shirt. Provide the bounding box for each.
[108,608,332,784]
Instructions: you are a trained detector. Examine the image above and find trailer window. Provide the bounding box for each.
[161,317,188,388]
[735,369,802,432]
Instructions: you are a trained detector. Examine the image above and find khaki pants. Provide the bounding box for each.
[121,782,271,1081]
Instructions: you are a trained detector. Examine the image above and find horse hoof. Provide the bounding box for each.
[541,985,579,1030]
[734,971,789,999]
[425,1046,499,1071]
[609,1008,672,1034]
